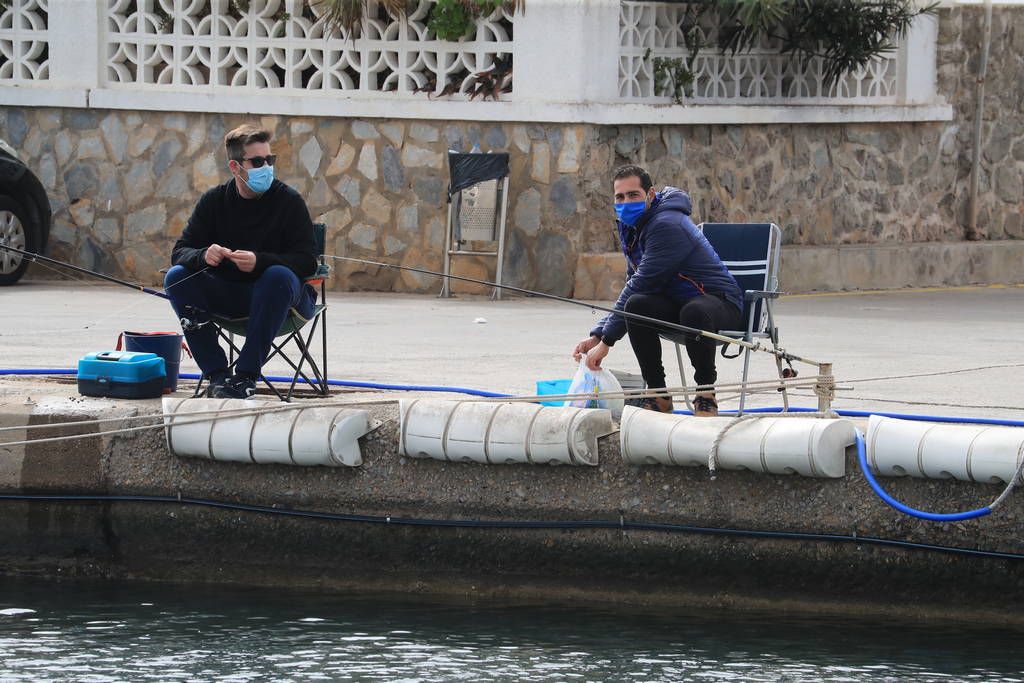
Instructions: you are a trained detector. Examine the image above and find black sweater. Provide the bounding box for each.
[171,179,317,281]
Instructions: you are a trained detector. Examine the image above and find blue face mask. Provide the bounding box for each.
[244,164,274,194]
[615,200,647,226]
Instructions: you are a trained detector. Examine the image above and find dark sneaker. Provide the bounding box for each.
[639,395,674,413]
[693,392,718,417]
[204,370,230,398]
[214,375,257,399]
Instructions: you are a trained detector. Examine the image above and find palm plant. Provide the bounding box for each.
[312,0,524,40]
[667,0,939,89]
[714,0,939,87]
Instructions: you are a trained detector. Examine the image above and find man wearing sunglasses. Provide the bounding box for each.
[164,124,318,399]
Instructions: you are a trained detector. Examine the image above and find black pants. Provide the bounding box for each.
[624,293,743,390]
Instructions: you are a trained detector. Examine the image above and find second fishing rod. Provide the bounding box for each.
[325,254,823,369]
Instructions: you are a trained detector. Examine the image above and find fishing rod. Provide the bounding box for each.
[325,254,823,368]
[0,243,214,331]
[0,243,170,299]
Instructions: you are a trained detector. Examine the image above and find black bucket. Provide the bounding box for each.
[118,331,187,393]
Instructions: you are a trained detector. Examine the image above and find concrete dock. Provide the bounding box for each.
[1,283,1023,620]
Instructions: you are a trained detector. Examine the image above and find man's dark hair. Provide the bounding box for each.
[612,164,653,192]
[224,124,272,161]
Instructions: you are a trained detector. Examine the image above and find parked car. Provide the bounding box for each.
[0,139,51,285]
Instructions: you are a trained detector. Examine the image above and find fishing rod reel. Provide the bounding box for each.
[179,306,211,332]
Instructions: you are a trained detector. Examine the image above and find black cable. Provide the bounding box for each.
[1,493,1020,562]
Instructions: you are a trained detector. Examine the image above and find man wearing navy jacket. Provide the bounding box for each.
[572,165,742,416]
[165,124,317,399]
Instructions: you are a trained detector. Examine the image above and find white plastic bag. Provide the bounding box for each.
[565,358,624,419]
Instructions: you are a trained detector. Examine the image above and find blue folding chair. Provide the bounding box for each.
[660,222,787,415]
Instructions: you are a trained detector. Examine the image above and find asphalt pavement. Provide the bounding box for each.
[2,281,1022,420]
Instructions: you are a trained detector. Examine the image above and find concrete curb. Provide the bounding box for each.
[2,394,1023,619]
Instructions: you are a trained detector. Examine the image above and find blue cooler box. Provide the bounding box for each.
[77,351,167,399]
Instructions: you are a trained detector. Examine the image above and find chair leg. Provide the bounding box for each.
[320,295,328,395]
[764,300,789,412]
[738,341,753,416]
[295,315,328,397]
[773,349,790,413]
[259,372,286,402]
[674,342,693,414]
[265,332,322,400]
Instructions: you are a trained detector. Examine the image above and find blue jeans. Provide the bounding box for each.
[164,265,315,377]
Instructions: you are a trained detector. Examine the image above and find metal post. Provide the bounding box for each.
[440,199,454,298]
[966,0,993,240]
[816,362,834,414]
[492,175,510,301]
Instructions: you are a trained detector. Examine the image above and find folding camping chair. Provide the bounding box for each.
[660,223,787,415]
[192,223,331,402]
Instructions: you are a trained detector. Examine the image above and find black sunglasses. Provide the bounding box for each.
[235,154,277,168]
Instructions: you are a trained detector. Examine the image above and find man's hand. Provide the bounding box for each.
[573,335,601,362]
[585,341,610,371]
[204,244,231,267]
[227,250,257,273]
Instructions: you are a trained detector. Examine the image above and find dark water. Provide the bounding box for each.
[0,578,1022,682]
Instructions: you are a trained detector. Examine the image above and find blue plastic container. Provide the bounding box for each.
[536,379,572,406]
[77,351,166,399]
[120,331,184,392]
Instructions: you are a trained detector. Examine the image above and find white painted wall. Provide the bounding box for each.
[0,0,953,124]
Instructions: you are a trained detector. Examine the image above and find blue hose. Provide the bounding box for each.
[853,430,992,522]
[1,367,1019,522]
[0,368,511,399]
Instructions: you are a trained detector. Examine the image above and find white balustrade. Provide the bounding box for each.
[0,0,952,125]
[619,2,900,105]
[102,0,513,96]
[0,0,49,83]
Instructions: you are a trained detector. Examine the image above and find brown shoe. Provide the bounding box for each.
[693,392,718,417]
[639,394,674,413]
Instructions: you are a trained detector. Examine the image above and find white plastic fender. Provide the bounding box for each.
[398,399,613,465]
[162,397,371,467]
[867,415,1024,484]
[619,406,855,478]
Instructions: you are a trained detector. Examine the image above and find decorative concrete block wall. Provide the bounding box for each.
[0,5,1020,296]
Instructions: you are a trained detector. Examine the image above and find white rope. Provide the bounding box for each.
[707,410,838,477]
[0,398,396,449]
[843,363,1024,386]
[0,399,345,434]
[989,453,1024,509]
[0,373,827,448]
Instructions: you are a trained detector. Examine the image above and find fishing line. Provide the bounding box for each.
[0,244,170,298]
[0,243,216,332]
[325,254,822,368]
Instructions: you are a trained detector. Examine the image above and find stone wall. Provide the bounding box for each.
[1,6,1020,296]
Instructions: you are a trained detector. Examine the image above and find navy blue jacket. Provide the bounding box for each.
[590,187,742,345]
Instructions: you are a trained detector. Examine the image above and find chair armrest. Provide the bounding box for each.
[744,289,781,300]
[304,263,331,282]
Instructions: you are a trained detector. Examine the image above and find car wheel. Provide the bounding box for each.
[0,194,38,286]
